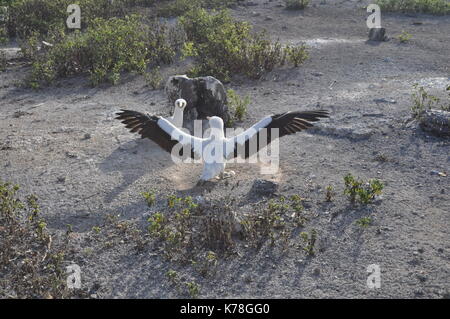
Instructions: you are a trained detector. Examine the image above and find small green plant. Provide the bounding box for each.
[356,217,373,228]
[300,229,317,256]
[398,30,412,43]
[147,212,166,236]
[285,44,308,67]
[142,190,156,207]
[166,269,179,283]
[325,185,335,202]
[411,84,441,118]
[197,250,218,277]
[227,89,250,122]
[285,0,310,10]
[145,67,163,90]
[92,226,101,233]
[167,194,182,208]
[344,174,384,204]
[186,281,200,298]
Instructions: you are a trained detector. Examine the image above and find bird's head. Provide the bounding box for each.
[175,98,187,110]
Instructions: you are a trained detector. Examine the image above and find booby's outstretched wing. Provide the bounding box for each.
[157,117,207,157]
[226,110,329,159]
[116,109,197,158]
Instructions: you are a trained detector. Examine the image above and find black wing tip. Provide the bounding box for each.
[307,110,330,117]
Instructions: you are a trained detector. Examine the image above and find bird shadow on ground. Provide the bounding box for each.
[98,139,176,203]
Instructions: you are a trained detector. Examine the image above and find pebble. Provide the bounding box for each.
[373,98,397,104]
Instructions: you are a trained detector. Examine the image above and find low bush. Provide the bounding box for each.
[26,15,176,87]
[227,89,250,123]
[284,0,309,10]
[180,9,306,82]
[344,174,384,204]
[0,50,5,71]
[0,180,75,298]
[157,0,238,17]
[398,30,412,43]
[376,0,450,15]
[411,84,449,118]
[5,0,156,39]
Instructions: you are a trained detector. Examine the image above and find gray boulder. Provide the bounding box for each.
[165,75,231,132]
[368,28,388,41]
[249,179,279,198]
[419,109,450,137]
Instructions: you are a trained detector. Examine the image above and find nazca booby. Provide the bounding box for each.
[116,109,329,183]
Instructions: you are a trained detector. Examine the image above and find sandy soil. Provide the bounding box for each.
[1,0,449,298]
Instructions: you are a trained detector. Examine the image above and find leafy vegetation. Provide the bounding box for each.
[142,189,156,207]
[0,5,7,44]
[376,0,450,15]
[325,184,335,202]
[285,44,309,67]
[145,66,164,89]
[157,0,238,17]
[25,15,176,87]
[186,281,200,298]
[227,89,250,124]
[411,84,449,118]
[3,2,308,86]
[180,9,306,82]
[4,0,155,38]
[0,50,5,71]
[343,174,384,204]
[356,217,373,228]
[284,0,310,10]
[398,30,412,43]
[0,180,76,298]
[300,229,317,256]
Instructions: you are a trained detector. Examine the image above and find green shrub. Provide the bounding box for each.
[26,15,175,87]
[7,0,68,38]
[157,0,201,17]
[0,6,7,43]
[344,174,384,204]
[411,84,442,118]
[0,27,8,44]
[227,89,250,123]
[6,0,155,38]
[0,180,74,298]
[145,66,164,89]
[0,50,5,71]
[285,0,310,10]
[356,217,372,228]
[157,0,238,17]
[285,44,308,67]
[376,0,450,15]
[398,30,412,43]
[180,9,303,82]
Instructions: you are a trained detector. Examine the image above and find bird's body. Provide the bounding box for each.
[117,108,329,183]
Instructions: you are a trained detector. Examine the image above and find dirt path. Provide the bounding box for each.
[1,0,449,298]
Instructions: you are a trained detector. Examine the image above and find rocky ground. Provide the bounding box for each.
[0,0,449,298]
